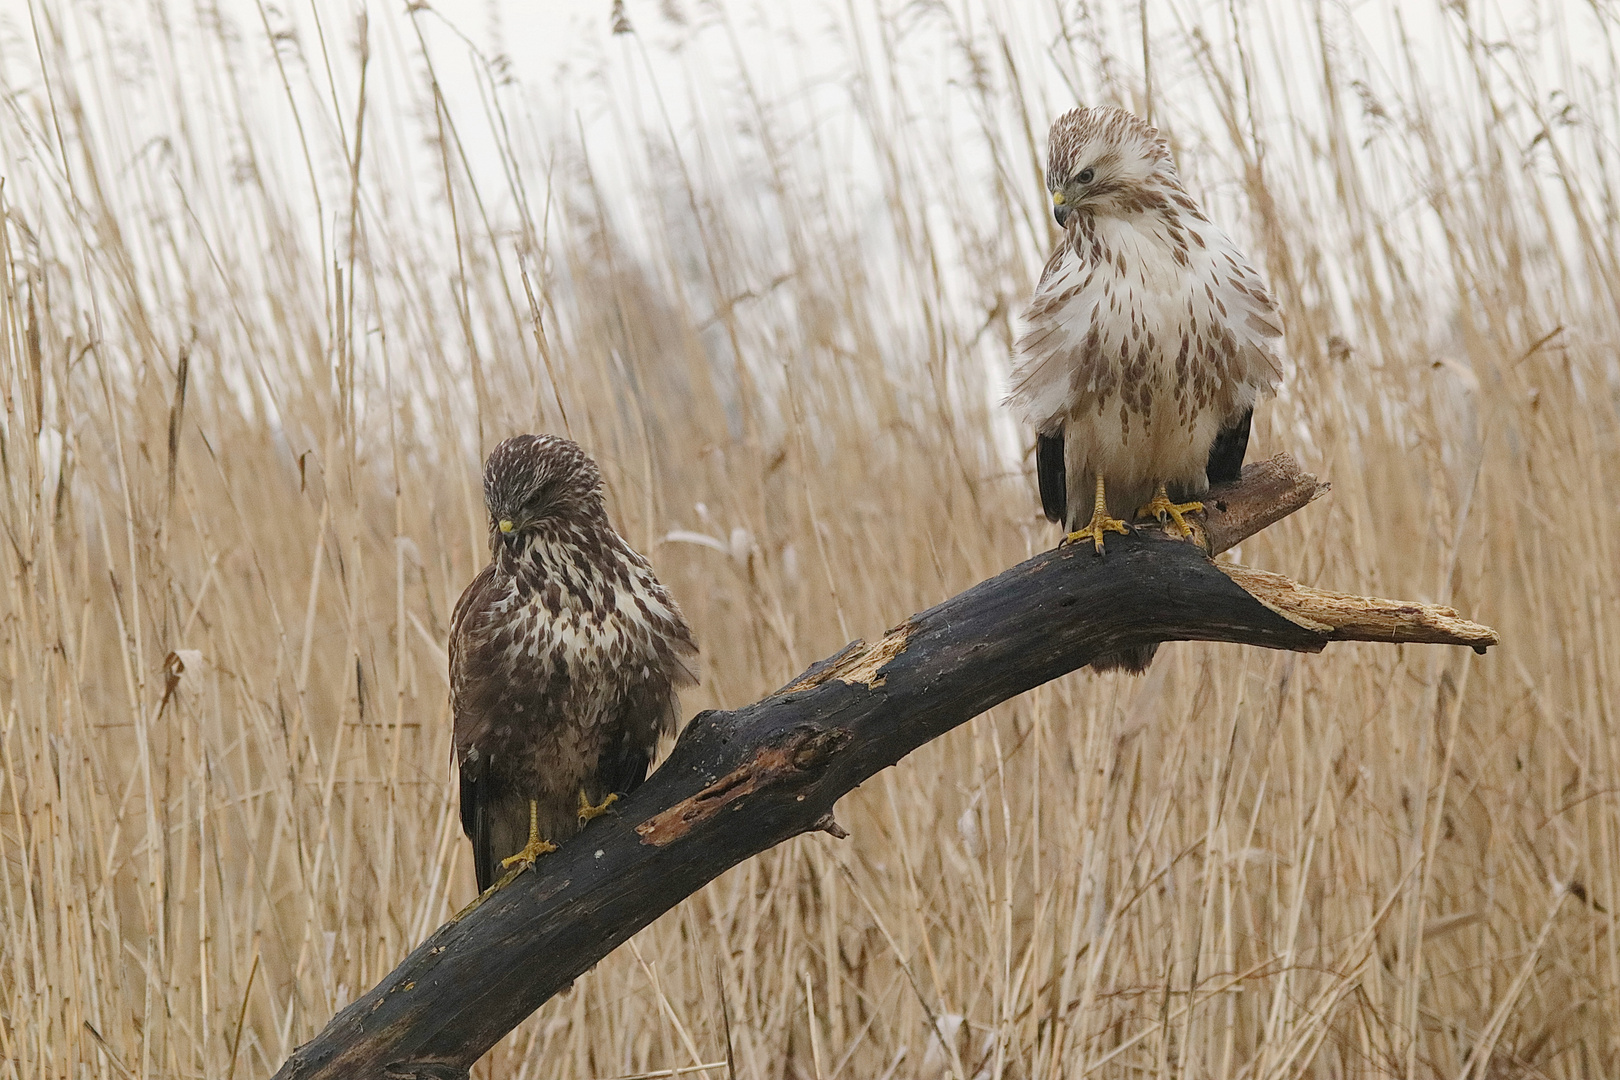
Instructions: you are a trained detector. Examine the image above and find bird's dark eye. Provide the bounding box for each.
[1077,167,1095,184]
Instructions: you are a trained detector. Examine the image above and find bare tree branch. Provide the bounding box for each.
[271,455,1496,1080]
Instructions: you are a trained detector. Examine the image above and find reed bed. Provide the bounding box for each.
[1,1,1616,1077]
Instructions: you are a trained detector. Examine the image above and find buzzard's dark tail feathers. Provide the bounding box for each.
[460,756,497,894]
[1036,433,1066,524]
[1206,408,1253,486]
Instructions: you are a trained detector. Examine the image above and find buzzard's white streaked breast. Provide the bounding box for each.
[1007,106,1284,518]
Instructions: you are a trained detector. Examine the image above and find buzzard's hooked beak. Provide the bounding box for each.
[498,519,518,549]
[1052,190,1071,228]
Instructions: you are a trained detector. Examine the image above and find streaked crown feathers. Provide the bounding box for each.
[1046,106,1180,214]
[481,434,606,536]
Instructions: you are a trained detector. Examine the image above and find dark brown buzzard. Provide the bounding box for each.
[450,434,698,892]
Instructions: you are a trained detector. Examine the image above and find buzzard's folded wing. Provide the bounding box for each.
[1037,432,1067,524]
[1206,408,1253,486]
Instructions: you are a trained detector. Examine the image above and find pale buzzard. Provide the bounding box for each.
[1006,106,1284,670]
[450,435,698,891]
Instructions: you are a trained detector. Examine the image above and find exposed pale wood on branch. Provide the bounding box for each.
[1219,563,1497,649]
[271,454,1497,1080]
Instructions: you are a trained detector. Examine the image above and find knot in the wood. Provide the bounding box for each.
[792,726,850,768]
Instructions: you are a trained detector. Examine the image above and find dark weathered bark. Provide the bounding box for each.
[271,456,1495,1080]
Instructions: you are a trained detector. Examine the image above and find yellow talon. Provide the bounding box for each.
[1137,484,1203,538]
[500,799,558,873]
[577,790,620,824]
[1061,475,1130,554]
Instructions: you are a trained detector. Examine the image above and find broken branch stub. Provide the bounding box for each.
[1219,564,1497,651]
[1198,453,1330,557]
[273,454,1496,1080]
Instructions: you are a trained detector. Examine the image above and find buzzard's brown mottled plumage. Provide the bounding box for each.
[1007,106,1285,671]
[450,435,697,892]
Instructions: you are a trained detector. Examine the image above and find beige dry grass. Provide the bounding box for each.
[1,1,1616,1078]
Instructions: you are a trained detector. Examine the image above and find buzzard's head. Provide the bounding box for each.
[1046,106,1176,226]
[481,434,607,554]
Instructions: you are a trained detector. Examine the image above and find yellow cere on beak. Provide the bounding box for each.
[1052,191,1066,207]
[498,519,514,534]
